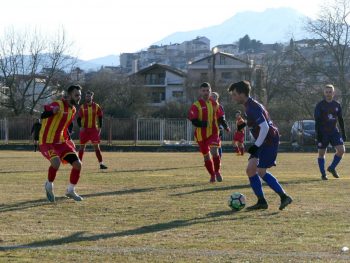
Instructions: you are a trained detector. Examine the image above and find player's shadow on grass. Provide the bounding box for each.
[83,182,207,199]
[172,178,321,197]
[0,210,248,251]
[0,183,207,213]
[98,165,203,174]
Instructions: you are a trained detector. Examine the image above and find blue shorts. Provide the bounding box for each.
[249,138,279,169]
[317,131,344,149]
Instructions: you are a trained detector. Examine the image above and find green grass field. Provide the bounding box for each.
[0,150,350,262]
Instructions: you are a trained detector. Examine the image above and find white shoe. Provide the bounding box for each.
[65,190,83,201]
[45,181,55,202]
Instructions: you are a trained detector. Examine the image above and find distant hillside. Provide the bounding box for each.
[154,7,309,47]
[85,55,120,67]
[76,55,120,71]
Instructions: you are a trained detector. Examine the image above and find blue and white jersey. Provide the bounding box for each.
[244,97,279,144]
[314,100,342,135]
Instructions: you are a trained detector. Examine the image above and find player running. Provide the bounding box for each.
[188,82,230,183]
[314,84,346,180]
[228,80,292,210]
[39,85,83,202]
[77,90,107,169]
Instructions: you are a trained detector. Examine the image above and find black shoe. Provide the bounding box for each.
[215,172,223,182]
[279,195,293,210]
[321,174,328,180]
[327,167,339,178]
[246,201,268,210]
[100,164,108,169]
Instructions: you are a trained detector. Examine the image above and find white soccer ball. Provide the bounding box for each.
[341,246,349,252]
[228,192,246,211]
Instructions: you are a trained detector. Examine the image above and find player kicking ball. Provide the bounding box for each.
[228,81,292,210]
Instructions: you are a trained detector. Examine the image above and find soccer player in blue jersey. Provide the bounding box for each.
[228,80,293,210]
[314,84,346,180]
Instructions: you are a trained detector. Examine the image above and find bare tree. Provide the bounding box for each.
[0,27,76,115]
[304,0,350,115]
[84,70,149,118]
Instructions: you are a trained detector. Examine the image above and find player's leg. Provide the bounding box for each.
[238,141,244,155]
[210,146,222,182]
[78,128,89,160]
[246,157,268,210]
[33,140,38,152]
[233,139,241,155]
[78,144,86,161]
[64,153,83,201]
[199,140,215,183]
[45,156,60,203]
[318,148,327,180]
[258,143,292,210]
[93,143,107,169]
[327,133,345,178]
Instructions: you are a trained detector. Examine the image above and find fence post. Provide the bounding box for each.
[160,119,165,145]
[107,117,112,146]
[4,117,8,144]
[186,119,192,143]
[135,118,139,146]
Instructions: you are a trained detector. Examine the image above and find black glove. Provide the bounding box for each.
[237,123,246,131]
[248,144,259,155]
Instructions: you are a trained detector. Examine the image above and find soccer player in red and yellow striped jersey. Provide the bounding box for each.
[188,82,230,183]
[233,110,246,155]
[77,91,107,169]
[39,85,83,202]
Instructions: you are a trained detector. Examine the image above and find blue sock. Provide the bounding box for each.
[317,158,326,175]
[262,172,284,194]
[218,147,222,158]
[249,174,264,198]
[329,155,342,170]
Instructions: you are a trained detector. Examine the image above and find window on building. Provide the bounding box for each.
[151,91,165,103]
[219,56,226,65]
[146,73,165,85]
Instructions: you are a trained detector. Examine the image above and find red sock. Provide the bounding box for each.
[95,149,103,162]
[240,147,245,155]
[204,159,215,177]
[48,166,58,182]
[78,149,84,161]
[213,156,221,173]
[70,168,81,184]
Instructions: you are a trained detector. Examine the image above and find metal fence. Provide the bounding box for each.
[3,116,350,146]
[0,117,254,145]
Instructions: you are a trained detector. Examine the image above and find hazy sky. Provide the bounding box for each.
[0,0,326,60]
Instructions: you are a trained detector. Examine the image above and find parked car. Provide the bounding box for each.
[291,120,316,145]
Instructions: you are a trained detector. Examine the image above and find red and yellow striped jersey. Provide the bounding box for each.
[188,98,224,142]
[78,102,103,128]
[39,99,76,145]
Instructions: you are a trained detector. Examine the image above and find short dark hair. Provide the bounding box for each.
[86,90,94,96]
[228,80,251,96]
[200,82,211,89]
[67,84,82,95]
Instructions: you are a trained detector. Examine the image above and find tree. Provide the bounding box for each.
[238,35,251,52]
[304,0,350,116]
[84,70,149,118]
[0,27,75,115]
